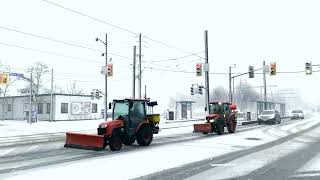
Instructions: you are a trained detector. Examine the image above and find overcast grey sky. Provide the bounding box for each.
[0,0,319,111]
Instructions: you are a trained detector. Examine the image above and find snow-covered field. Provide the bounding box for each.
[2,114,319,180]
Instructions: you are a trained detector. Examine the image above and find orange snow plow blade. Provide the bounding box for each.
[193,123,212,133]
[64,132,105,151]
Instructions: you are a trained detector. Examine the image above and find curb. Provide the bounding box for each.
[241,120,258,125]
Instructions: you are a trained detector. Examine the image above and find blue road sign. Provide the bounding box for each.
[9,73,24,77]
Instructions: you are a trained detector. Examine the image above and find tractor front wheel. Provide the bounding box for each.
[109,135,123,151]
[137,125,153,146]
[217,123,224,135]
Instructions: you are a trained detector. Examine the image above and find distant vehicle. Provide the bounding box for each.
[290,110,304,120]
[258,110,281,124]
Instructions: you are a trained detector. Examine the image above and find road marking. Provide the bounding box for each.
[210,163,237,167]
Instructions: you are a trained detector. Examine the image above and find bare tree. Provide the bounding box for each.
[0,78,17,97]
[233,81,260,112]
[26,62,49,95]
[66,81,83,95]
[210,86,229,102]
[1,78,17,121]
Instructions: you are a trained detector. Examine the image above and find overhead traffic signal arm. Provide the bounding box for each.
[231,67,263,79]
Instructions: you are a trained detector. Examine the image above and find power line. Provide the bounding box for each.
[0,26,132,60]
[143,51,204,63]
[0,42,102,64]
[143,36,205,59]
[40,0,138,35]
[39,0,204,60]
[143,66,227,75]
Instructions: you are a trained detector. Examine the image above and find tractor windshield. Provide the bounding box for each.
[113,102,129,120]
[209,103,220,114]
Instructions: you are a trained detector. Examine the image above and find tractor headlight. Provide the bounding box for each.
[99,124,107,128]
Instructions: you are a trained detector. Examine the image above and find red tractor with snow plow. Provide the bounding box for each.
[65,99,160,151]
[193,102,237,135]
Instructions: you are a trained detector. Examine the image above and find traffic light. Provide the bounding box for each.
[190,87,194,95]
[90,91,94,99]
[198,86,203,95]
[270,62,276,76]
[196,63,202,77]
[248,66,254,78]
[0,73,9,85]
[305,62,312,75]
[95,91,100,99]
[31,94,36,102]
[107,64,113,77]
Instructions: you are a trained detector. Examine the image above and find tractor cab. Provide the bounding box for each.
[112,99,147,136]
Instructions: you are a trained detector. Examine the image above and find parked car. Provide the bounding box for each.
[290,110,304,119]
[258,110,281,124]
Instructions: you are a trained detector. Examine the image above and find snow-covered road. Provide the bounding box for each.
[1,114,318,180]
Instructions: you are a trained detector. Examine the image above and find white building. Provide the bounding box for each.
[0,94,103,121]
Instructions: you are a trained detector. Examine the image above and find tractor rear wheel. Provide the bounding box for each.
[217,123,224,135]
[227,117,237,133]
[137,125,153,146]
[109,135,123,151]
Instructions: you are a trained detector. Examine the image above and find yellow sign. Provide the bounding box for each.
[0,73,9,85]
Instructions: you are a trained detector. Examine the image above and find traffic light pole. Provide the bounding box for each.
[204,30,210,112]
[132,46,136,99]
[263,61,267,109]
[105,33,108,121]
[138,34,142,99]
[229,66,232,103]
[29,72,32,124]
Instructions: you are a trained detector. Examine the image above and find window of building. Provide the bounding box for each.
[38,103,43,114]
[46,103,51,114]
[7,104,12,112]
[92,103,98,113]
[61,103,68,114]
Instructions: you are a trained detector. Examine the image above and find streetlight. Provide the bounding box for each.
[96,34,108,121]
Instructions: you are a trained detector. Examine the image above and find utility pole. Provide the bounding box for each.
[29,72,32,124]
[50,69,53,121]
[204,30,210,113]
[105,33,108,121]
[232,78,235,102]
[263,61,267,109]
[138,33,142,99]
[132,46,136,99]
[95,34,108,121]
[229,66,232,103]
